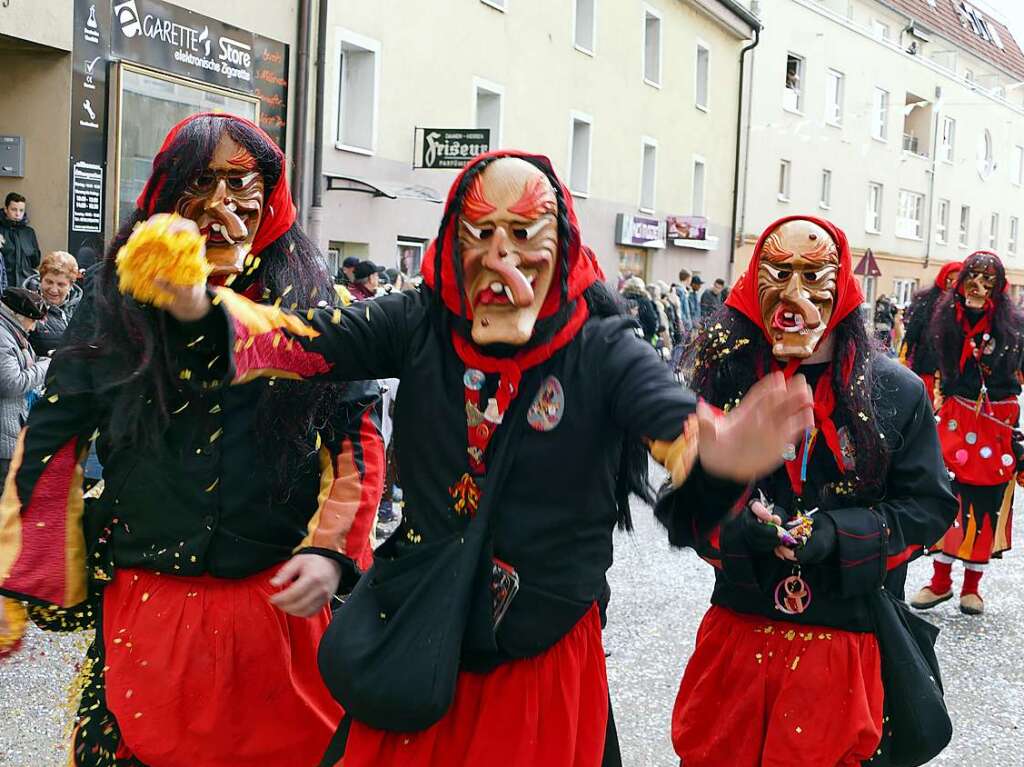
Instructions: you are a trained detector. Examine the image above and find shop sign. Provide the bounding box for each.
[615,213,666,249]
[667,215,706,241]
[414,128,490,169]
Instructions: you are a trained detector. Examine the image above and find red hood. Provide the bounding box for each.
[135,112,295,258]
[420,149,603,321]
[725,215,863,353]
[934,261,963,290]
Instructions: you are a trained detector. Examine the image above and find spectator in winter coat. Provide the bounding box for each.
[24,251,83,356]
[349,260,385,301]
[0,193,41,291]
[688,275,704,327]
[647,282,674,351]
[700,277,727,318]
[659,280,684,347]
[675,269,695,333]
[620,275,660,342]
[0,287,49,477]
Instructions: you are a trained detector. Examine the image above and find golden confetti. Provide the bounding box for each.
[332,308,342,324]
[115,213,210,307]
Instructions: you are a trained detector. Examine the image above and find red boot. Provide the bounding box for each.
[910,559,954,610]
[960,568,984,616]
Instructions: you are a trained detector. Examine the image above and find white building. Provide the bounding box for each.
[736,0,1024,303]
[312,0,759,286]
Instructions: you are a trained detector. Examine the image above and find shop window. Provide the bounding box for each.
[117,65,257,227]
[778,159,791,202]
[692,156,706,215]
[825,69,844,126]
[397,238,426,277]
[896,190,924,239]
[866,182,883,233]
[820,169,832,209]
[893,278,918,308]
[569,112,593,196]
[574,0,596,54]
[939,117,955,162]
[640,138,657,212]
[936,199,950,244]
[695,43,710,110]
[474,79,504,148]
[784,53,804,112]
[336,30,380,153]
[872,88,889,141]
[327,241,369,279]
[618,248,648,281]
[959,205,971,246]
[643,7,662,86]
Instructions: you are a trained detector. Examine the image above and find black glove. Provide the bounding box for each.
[735,502,790,554]
[795,513,837,564]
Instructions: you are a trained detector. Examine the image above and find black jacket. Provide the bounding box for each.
[938,307,1024,402]
[0,213,40,290]
[902,289,941,375]
[657,356,957,633]
[176,287,743,663]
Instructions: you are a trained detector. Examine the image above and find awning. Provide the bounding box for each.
[323,174,444,203]
[671,236,720,251]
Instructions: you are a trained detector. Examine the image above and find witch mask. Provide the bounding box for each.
[962,254,998,310]
[757,219,840,359]
[176,134,265,277]
[458,158,558,346]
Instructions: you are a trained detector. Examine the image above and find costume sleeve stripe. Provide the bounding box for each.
[299,443,362,555]
[348,409,385,572]
[886,543,920,571]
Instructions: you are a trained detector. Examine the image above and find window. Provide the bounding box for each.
[872,88,889,141]
[902,93,931,156]
[936,199,950,244]
[1010,216,1019,255]
[573,0,596,54]
[939,117,956,162]
[474,79,504,148]
[866,182,883,232]
[978,129,994,178]
[480,0,506,10]
[990,212,1000,249]
[959,205,971,246]
[820,169,832,208]
[897,190,925,239]
[695,43,710,111]
[825,69,844,125]
[643,7,662,87]
[872,20,890,41]
[336,30,381,154]
[778,159,791,201]
[784,53,805,112]
[327,241,369,277]
[1013,145,1024,185]
[396,238,426,277]
[964,68,975,83]
[568,112,592,196]
[862,275,878,308]
[640,138,657,212]
[692,156,707,215]
[893,278,918,308]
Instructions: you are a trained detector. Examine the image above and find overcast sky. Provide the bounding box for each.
[980,0,1024,47]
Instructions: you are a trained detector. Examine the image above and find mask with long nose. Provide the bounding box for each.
[757,220,840,359]
[459,158,558,346]
[176,134,265,277]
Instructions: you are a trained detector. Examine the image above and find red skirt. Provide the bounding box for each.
[673,607,883,767]
[338,604,608,767]
[100,566,341,767]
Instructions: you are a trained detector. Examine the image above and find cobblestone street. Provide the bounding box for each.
[3,490,1022,766]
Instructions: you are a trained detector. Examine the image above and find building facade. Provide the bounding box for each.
[314,0,758,285]
[736,0,1024,305]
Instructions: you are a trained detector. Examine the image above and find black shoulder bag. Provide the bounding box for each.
[316,373,535,736]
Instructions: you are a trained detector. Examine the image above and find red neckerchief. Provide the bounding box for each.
[955,300,993,372]
[452,300,589,474]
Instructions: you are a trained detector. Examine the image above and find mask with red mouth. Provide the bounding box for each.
[421,152,602,347]
[956,251,1003,310]
[726,216,863,360]
[136,113,296,283]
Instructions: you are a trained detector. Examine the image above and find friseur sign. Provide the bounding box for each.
[415,128,490,169]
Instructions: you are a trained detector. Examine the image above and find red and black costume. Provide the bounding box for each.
[917,251,1024,611]
[171,151,746,766]
[0,114,385,767]
[661,217,957,766]
[901,261,962,403]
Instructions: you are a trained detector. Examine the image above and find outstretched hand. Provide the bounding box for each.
[697,372,814,484]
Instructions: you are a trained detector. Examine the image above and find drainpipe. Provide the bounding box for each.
[729,25,761,280]
[308,0,329,250]
[292,0,313,225]
[923,86,942,271]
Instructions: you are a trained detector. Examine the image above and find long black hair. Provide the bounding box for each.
[931,252,1024,387]
[69,116,345,482]
[425,154,651,528]
[688,307,889,498]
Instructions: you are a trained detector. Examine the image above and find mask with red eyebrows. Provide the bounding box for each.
[458,157,558,345]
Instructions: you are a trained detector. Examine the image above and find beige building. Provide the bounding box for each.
[736,0,1024,305]
[314,0,759,285]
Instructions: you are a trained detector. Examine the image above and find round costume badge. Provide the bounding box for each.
[528,376,565,432]
[947,420,958,431]
[954,449,969,465]
[980,446,993,459]
[774,574,812,615]
[1001,453,1015,467]
[965,432,978,445]
[463,369,485,391]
